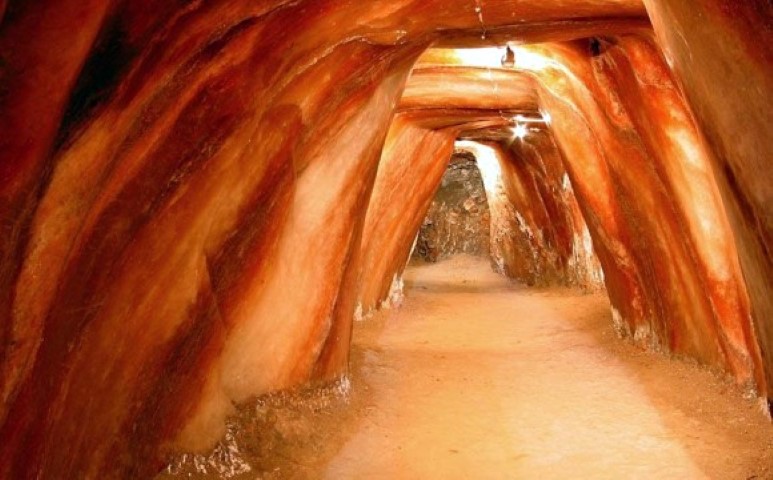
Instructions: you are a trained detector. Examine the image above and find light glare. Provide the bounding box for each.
[513,47,552,70]
[512,124,528,139]
[453,47,505,69]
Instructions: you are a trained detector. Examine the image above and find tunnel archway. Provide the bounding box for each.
[0,1,771,477]
[359,40,765,392]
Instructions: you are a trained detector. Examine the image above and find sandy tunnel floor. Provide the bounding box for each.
[323,255,773,479]
[163,255,773,479]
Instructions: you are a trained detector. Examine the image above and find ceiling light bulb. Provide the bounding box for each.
[501,46,515,68]
[512,124,527,139]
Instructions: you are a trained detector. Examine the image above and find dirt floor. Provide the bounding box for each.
[164,255,773,479]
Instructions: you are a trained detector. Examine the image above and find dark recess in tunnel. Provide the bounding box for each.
[55,14,135,148]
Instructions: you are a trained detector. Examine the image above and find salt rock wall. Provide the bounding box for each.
[505,133,604,290]
[356,116,458,317]
[413,152,491,263]
[520,38,765,392]
[470,137,603,289]
[643,0,773,408]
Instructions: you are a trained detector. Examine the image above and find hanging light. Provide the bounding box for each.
[500,46,515,68]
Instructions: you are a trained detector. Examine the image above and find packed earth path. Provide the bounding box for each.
[163,254,773,479]
[322,255,773,479]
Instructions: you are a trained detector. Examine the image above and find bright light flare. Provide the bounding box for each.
[512,47,552,71]
[512,124,528,140]
[453,47,505,68]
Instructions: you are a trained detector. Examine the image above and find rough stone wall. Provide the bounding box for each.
[413,152,491,262]
[465,140,604,289]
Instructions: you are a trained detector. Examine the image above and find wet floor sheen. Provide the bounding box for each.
[324,255,772,479]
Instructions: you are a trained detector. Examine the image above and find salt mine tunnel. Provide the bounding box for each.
[0,0,772,478]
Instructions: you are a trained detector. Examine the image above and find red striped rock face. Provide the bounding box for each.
[0,0,770,477]
[469,136,604,289]
[643,0,773,414]
[516,39,764,389]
